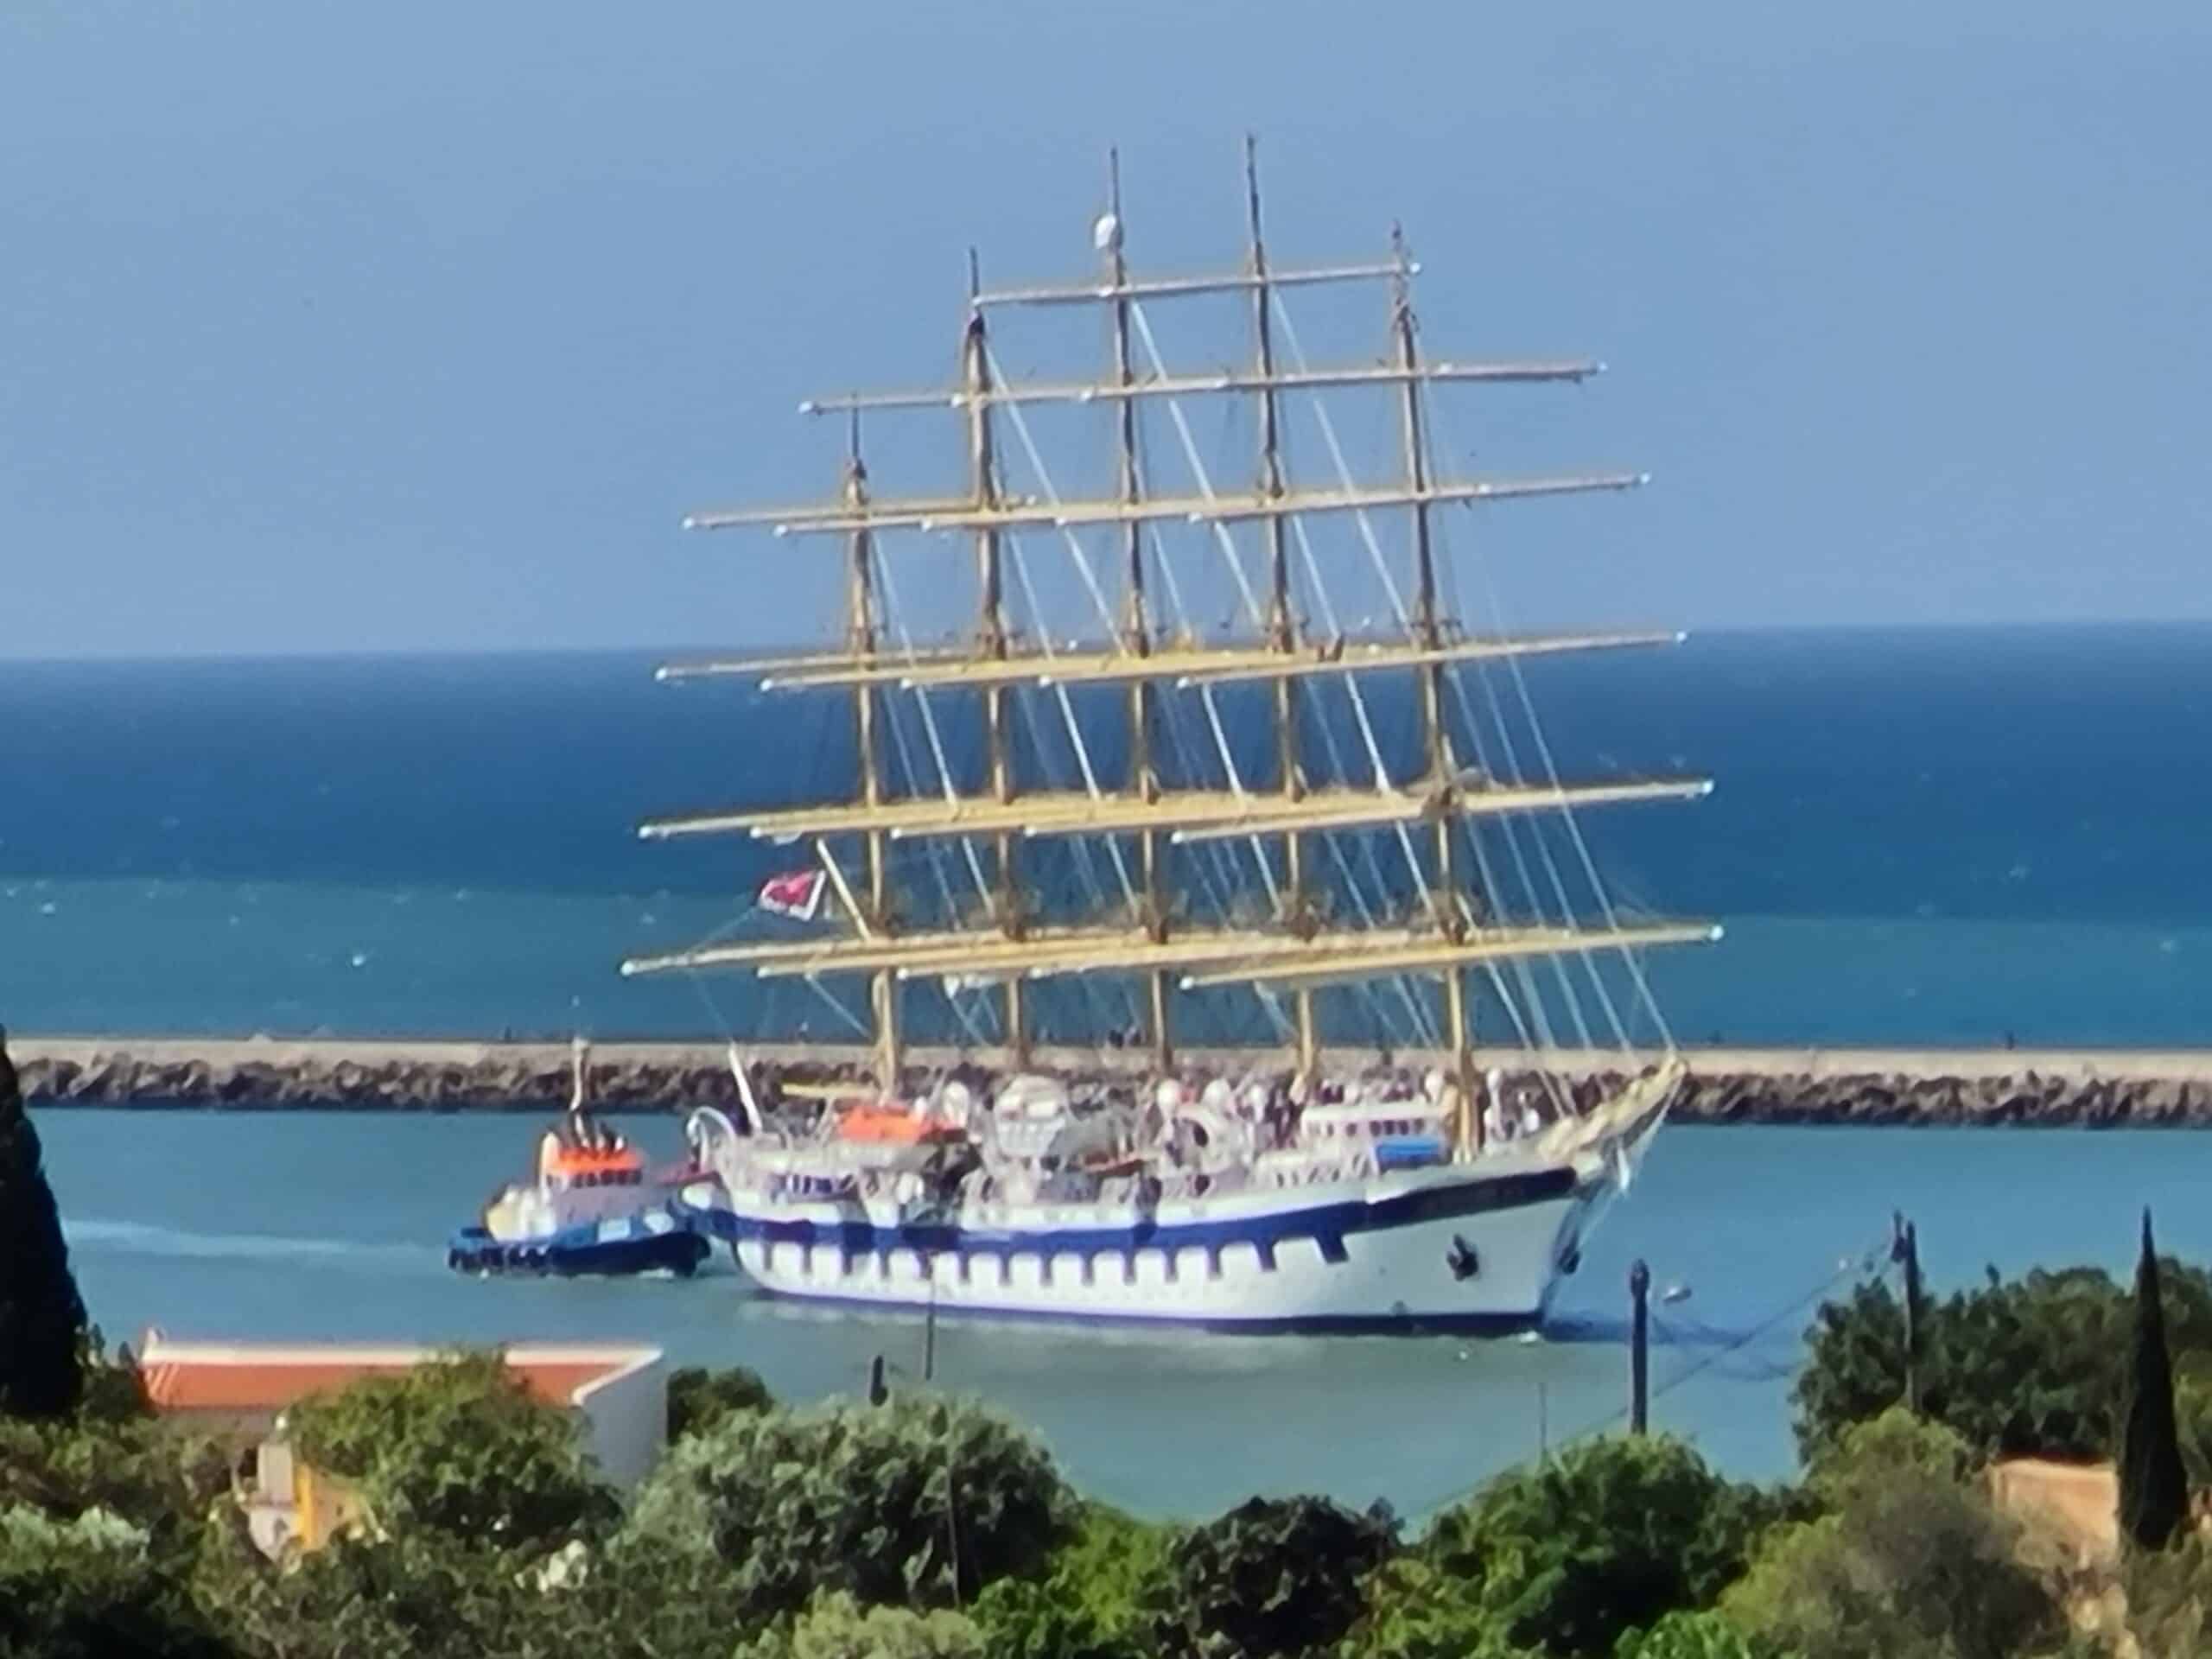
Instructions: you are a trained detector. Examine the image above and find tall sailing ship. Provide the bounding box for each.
[625,144,1719,1331]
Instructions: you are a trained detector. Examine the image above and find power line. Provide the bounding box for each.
[1402,1225,1895,1523]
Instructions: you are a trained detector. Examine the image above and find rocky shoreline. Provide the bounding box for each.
[16,1035,2212,1128]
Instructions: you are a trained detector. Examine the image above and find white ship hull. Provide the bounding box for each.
[691,1154,1611,1332]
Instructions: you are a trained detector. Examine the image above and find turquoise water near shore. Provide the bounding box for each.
[8,885,2204,1048]
[38,1110,2212,1516]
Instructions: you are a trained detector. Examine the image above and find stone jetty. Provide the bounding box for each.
[15,1035,2212,1128]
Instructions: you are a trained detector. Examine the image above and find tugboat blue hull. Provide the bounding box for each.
[447,1217,710,1278]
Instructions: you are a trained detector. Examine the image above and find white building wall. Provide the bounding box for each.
[574,1355,666,1491]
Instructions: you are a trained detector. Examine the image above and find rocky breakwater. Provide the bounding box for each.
[1666,1055,2212,1129]
[16,1038,2212,1127]
[17,1039,749,1112]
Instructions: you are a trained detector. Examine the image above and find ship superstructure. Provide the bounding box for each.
[625,143,1718,1330]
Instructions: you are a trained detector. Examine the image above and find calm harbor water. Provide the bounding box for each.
[40,1109,2212,1517]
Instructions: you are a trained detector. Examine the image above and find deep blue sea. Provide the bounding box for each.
[5,623,2210,1046]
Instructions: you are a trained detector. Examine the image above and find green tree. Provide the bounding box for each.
[201,1528,519,1659]
[0,1027,87,1421]
[622,1392,1071,1621]
[2121,1531,2212,1656]
[2177,1371,2212,1490]
[971,1502,1164,1659]
[287,1349,614,1550]
[0,1408,236,1659]
[2120,1209,2190,1552]
[0,1502,232,1659]
[1795,1261,2212,1466]
[1146,1494,1395,1659]
[1420,1434,1775,1659]
[1349,1555,1520,1659]
[667,1363,775,1441]
[735,1591,987,1659]
[1724,1409,2066,1659]
[1611,1610,1770,1659]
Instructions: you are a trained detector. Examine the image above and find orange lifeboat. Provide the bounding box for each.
[834,1103,933,1145]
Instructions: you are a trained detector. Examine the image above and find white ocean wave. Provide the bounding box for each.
[61,1217,432,1268]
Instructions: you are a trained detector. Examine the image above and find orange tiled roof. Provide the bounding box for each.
[134,1340,657,1414]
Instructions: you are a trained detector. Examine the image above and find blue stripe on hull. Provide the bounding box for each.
[705,1164,1578,1261]
[738,1283,1548,1338]
[448,1225,709,1278]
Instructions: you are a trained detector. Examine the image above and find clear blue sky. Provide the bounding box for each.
[5,2,2209,658]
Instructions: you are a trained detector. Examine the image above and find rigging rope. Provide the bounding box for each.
[1005,672,1147,1043]
[874,653,995,1051]
[875,542,1005,1046]
[1001,530,1141,910]
[1135,295,1473,1048]
[976,346,1143,918]
[1133,299,1444,932]
[1420,390,1676,1052]
[1268,287,1624,1079]
[981,363,1254,944]
[1437,511,1626,1054]
[979,351,1289,1042]
[989,330,1281,916]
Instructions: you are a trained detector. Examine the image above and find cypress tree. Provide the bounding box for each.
[0,1025,86,1419]
[2120,1207,2190,1550]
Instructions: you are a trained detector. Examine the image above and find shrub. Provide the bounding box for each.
[734,1591,986,1659]
[971,1502,1164,1659]
[1725,1408,2067,1659]
[1350,1555,1519,1659]
[1146,1493,1396,1659]
[1794,1262,2212,1466]
[622,1393,1071,1620]
[1421,1434,1773,1659]
[668,1364,775,1442]
[1611,1610,1770,1659]
[288,1349,614,1550]
[0,1502,229,1659]
[2123,1532,2212,1656]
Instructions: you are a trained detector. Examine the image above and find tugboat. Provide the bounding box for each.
[447,1038,715,1277]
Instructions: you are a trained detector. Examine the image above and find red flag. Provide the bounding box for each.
[757,868,828,922]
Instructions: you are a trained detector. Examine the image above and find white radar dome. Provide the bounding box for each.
[1093,212,1122,253]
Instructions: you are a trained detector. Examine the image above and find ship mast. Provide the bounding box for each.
[841,413,899,1091]
[1243,137,1320,1087]
[1103,153,1173,1072]
[1390,226,1478,1154]
[632,150,1720,1089]
[962,252,1027,1064]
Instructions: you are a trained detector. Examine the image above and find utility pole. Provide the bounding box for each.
[923,1267,938,1385]
[1629,1258,1651,1435]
